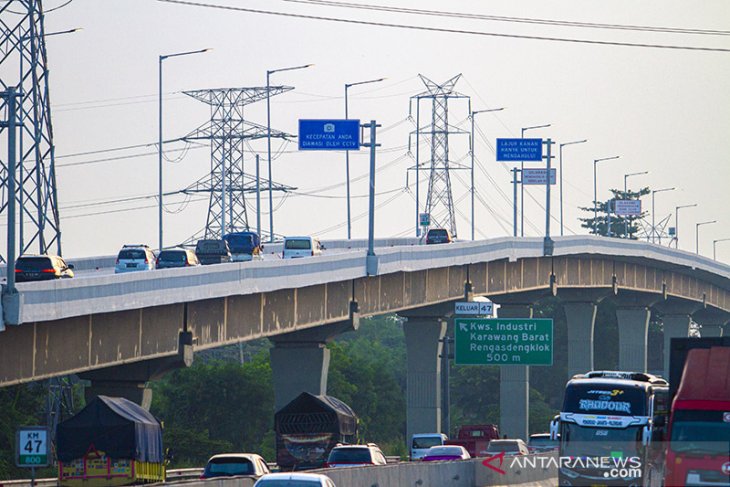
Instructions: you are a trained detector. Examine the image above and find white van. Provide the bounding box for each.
[410,433,447,460]
[282,236,324,259]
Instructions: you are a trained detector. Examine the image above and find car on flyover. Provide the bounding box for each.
[254,472,336,487]
[425,228,452,244]
[282,236,324,259]
[324,443,387,468]
[421,445,471,462]
[200,453,270,480]
[114,244,156,273]
[195,239,231,265]
[155,248,200,269]
[15,254,74,282]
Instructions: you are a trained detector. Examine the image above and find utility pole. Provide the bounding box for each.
[623,171,648,238]
[363,120,381,276]
[180,88,295,244]
[544,138,554,254]
[521,124,551,236]
[470,107,505,240]
[674,204,697,249]
[345,78,384,239]
[512,167,520,237]
[559,139,588,236]
[0,3,64,261]
[409,75,470,238]
[2,89,19,293]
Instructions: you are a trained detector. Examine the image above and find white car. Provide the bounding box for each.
[485,439,530,456]
[200,453,270,479]
[282,236,324,259]
[114,244,156,273]
[254,472,336,487]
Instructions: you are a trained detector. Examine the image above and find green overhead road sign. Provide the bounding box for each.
[455,318,553,366]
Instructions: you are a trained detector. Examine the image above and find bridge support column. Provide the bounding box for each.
[497,304,532,441]
[269,312,359,412]
[693,309,730,338]
[402,315,447,444]
[563,302,596,378]
[79,331,193,410]
[661,314,692,378]
[616,307,650,373]
[270,343,330,411]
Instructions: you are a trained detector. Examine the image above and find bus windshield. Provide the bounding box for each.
[561,422,643,458]
[563,383,648,416]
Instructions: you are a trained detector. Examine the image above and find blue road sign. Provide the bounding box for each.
[298,119,361,151]
[496,138,543,161]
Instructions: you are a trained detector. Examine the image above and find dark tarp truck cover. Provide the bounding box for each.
[57,395,163,463]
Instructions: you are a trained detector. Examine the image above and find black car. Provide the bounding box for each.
[15,255,74,282]
[425,228,452,244]
[155,248,200,269]
[195,239,231,265]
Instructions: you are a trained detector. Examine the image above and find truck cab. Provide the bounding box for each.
[410,433,447,461]
[665,346,730,486]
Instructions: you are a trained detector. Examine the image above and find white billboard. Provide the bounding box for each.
[614,199,642,216]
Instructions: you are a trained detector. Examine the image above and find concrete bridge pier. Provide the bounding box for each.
[693,309,729,337]
[655,300,703,378]
[270,314,359,411]
[496,303,532,441]
[79,331,193,410]
[401,313,447,444]
[562,302,597,378]
[615,307,651,373]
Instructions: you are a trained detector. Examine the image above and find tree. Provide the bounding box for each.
[579,187,650,238]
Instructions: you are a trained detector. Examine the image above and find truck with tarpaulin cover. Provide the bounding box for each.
[57,395,165,486]
[275,392,358,471]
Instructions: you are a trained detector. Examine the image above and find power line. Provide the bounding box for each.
[157,0,730,53]
[281,0,730,37]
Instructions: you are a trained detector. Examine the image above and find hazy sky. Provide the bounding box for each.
[9,0,730,259]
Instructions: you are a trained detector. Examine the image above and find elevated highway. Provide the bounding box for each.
[1,236,729,439]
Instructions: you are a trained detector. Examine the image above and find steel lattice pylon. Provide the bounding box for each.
[410,74,469,238]
[0,0,61,262]
[181,87,295,243]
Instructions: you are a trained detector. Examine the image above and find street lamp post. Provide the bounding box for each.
[470,107,504,240]
[674,204,697,249]
[158,48,210,250]
[714,238,730,261]
[267,63,313,243]
[521,124,551,236]
[559,139,587,236]
[345,77,384,240]
[696,220,717,255]
[592,156,620,235]
[650,187,675,244]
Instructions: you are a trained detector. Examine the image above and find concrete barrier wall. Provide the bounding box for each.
[310,460,474,487]
[6,236,730,325]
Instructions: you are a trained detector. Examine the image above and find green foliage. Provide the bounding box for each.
[0,384,52,480]
[151,352,275,465]
[579,187,650,238]
[327,316,407,453]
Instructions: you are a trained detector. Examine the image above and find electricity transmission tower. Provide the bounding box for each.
[0,0,61,262]
[181,87,295,243]
[409,74,469,237]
